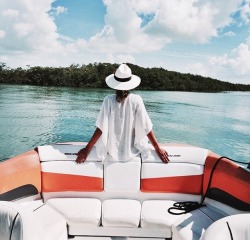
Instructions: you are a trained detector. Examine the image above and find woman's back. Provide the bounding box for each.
[96,93,153,161]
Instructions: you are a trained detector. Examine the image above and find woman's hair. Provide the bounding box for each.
[116,90,129,102]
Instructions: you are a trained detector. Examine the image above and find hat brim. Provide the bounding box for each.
[105,74,141,90]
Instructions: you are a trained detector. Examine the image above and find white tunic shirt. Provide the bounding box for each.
[95,93,153,162]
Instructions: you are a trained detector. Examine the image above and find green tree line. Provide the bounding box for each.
[0,62,249,92]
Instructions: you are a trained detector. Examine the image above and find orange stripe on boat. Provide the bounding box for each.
[141,175,203,194]
[0,150,41,194]
[204,154,250,204]
[42,172,103,192]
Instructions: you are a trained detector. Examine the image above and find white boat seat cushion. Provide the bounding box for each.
[202,213,250,240]
[33,203,67,240]
[0,201,28,240]
[0,200,67,240]
[141,200,228,240]
[102,199,141,228]
[172,209,215,240]
[46,198,102,228]
[104,158,141,192]
[141,200,184,229]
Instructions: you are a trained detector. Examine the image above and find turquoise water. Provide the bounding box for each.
[0,84,249,165]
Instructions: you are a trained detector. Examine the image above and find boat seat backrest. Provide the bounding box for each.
[38,145,103,194]
[141,146,208,194]
[38,144,208,199]
[104,159,141,192]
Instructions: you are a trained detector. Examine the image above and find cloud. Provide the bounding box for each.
[106,53,136,64]
[2,8,19,18]
[0,0,250,84]
[14,22,34,37]
[224,31,236,37]
[240,0,250,23]
[88,0,232,52]
[87,0,170,53]
[184,62,210,77]
[0,30,6,39]
[181,38,250,83]
[98,0,242,48]
[0,0,246,57]
[209,40,250,75]
[231,43,250,74]
[0,0,64,64]
[50,6,67,17]
[0,0,61,50]
[142,1,219,43]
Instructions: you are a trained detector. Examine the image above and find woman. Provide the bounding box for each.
[76,64,169,163]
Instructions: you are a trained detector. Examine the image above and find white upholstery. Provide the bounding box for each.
[104,158,141,192]
[141,200,184,229]
[172,209,214,240]
[71,238,112,240]
[33,204,67,240]
[102,199,141,228]
[141,162,203,194]
[141,147,205,195]
[0,201,27,240]
[142,146,208,165]
[68,227,169,238]
[60,236,165,240]
[46,198,102,228]
[0,200,67,240]
[202,214,250,240]
[71,238,163,240]
[141,162,204,178]
[41,161,103,193]
[41,161,103,177]
[19,200,44,211]
[128,238,165,240]
[141,201,237,240]
[38,144,101,162]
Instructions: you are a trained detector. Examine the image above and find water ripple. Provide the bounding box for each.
[0,84,249,164]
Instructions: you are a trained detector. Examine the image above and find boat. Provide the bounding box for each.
[0,142,249,240]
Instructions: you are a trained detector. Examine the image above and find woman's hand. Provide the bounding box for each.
[155,147,169,163]
[76,147,90,164]
[147,130,170,164]
[75,128,102,164]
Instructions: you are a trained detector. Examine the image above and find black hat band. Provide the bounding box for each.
[114,75,132,82]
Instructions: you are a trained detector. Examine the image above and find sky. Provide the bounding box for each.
[0,0,250,84]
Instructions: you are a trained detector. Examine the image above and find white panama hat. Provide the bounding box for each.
[105,64,141,90]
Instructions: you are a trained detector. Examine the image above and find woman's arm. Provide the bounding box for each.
[76,127,102,164]
[147,130,169,163]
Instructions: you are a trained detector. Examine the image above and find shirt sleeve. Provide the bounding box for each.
[134,95,153,152]
[95,96,110,161]
[96,96,109,131]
